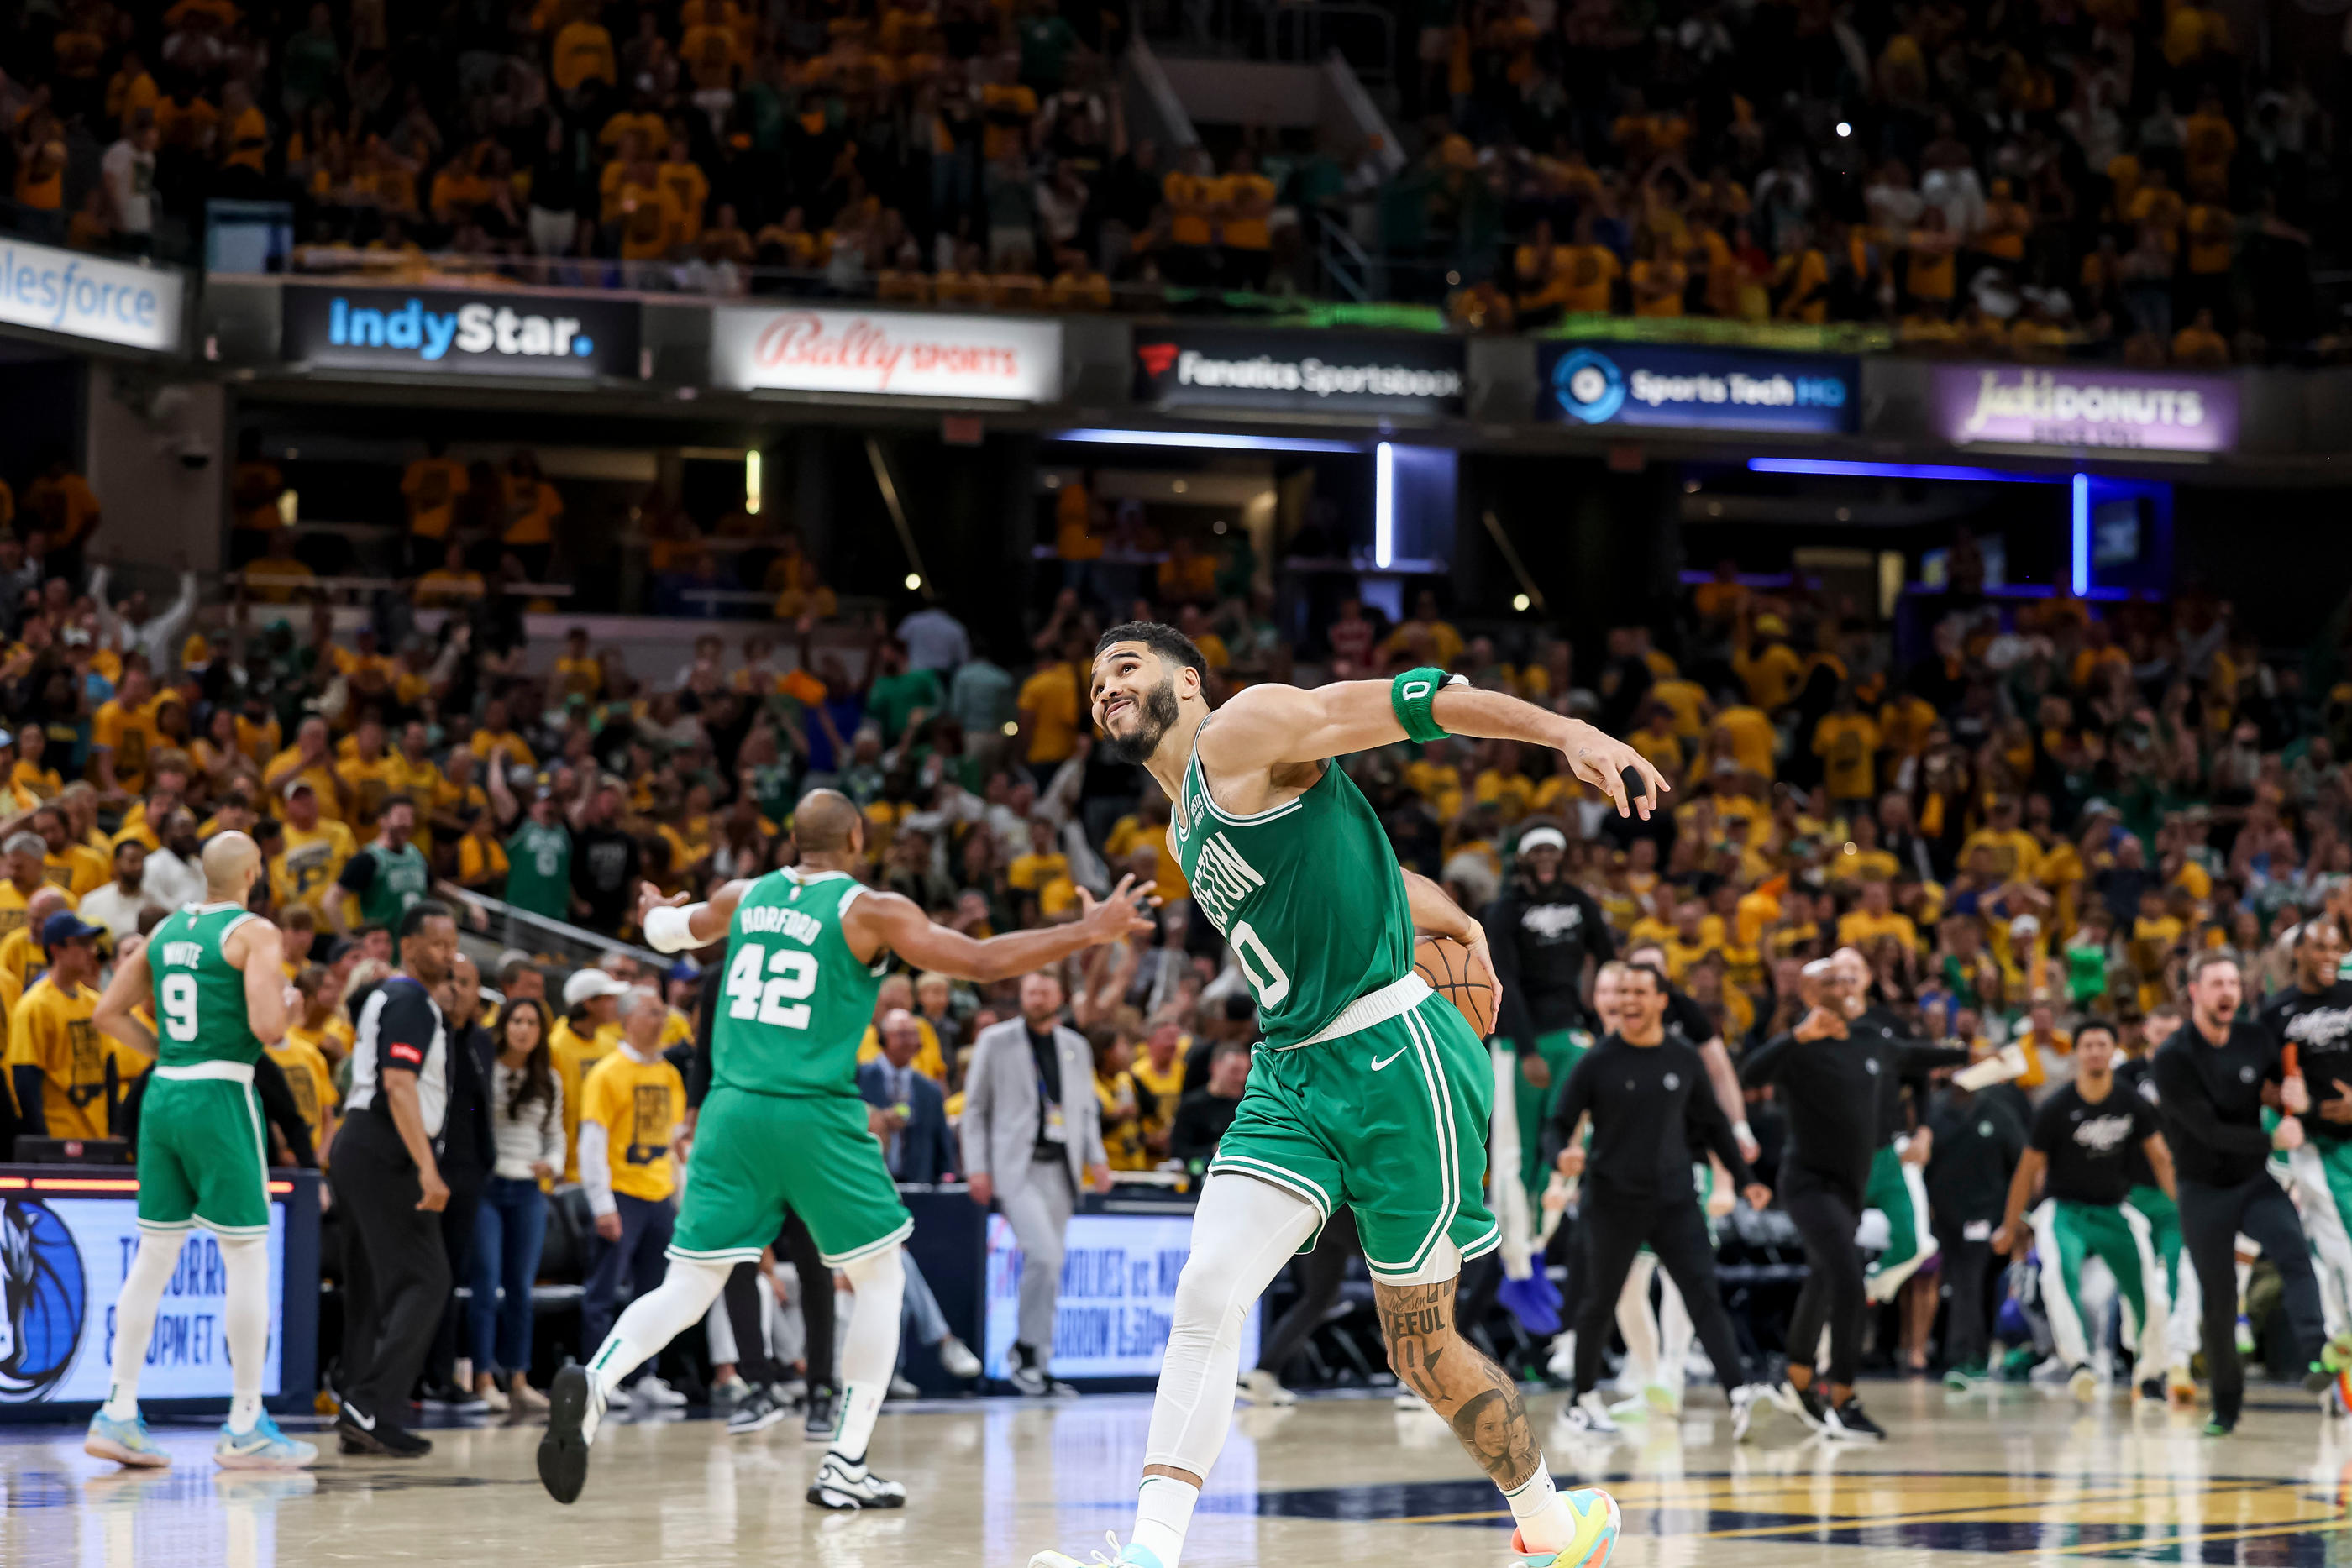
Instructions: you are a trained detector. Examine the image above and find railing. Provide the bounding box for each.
[452,889,667,978]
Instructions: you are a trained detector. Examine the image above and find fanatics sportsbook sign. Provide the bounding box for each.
[711,307,1063,401]
[1131,328,1465,416]
[1929,364,2239,454]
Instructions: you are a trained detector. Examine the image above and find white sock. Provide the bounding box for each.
[1505,1460,1572,1553]
[221,1234,270,1434]
[103,1230,187,1423]
[832,1247,906,1465]
[588,1257,730,1401]
[1131,1474,1200,1568]
[1614,1255,1660,1387]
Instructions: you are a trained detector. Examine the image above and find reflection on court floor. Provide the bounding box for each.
[3,1382,2352,1568]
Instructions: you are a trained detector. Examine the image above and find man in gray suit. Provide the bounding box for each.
[961,970,1110,1396]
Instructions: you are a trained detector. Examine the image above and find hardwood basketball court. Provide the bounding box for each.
[8,1380,2349,1568]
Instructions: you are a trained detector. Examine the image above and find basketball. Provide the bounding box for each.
[1415,935,1499,1038]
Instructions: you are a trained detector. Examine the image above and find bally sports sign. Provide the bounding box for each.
[711,307,1063,401]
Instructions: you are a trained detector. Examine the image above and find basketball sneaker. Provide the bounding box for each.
[806,1452,907,1510]
[938,1336,984,1379]
[1027,1532,1167,1568]
[537,1365,605,1504]
[804,1385,837,1441]
[1730,1382,1767,1443]
[1773,1377,1830,1431]
[2068,1366,2100,1401]
[726,1383,790,1437]
[1825,1398,1886,1442]
[85,1410,170,1469]
[1238,1369,1297,1406]
[2167,1366,2198,1407]
[1511,1486,1620,1568]
[1562,1392,1620,1435]
[214,1413,319,1470]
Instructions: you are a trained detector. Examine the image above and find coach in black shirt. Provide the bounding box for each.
[2153,952,2332,1434]
[1551,962,1767,1435]
[329,901,459,1458]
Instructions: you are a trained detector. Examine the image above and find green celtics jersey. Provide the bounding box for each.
[504,821,572,920]
[712,868,889,1099]
[148,903,266,1069]
[355,841,430,926]
[1173,744,1413,1050]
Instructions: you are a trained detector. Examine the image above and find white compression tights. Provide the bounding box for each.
[1144,1173,1323,1477]
[830,1246,906,1464]
[106,1230,270,1429]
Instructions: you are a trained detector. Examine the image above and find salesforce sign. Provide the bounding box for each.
[1540,343,1857,433]
[280,285,640,378]
[0,238,184,354]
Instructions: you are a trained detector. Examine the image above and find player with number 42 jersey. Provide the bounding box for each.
[536,789,1152,1516]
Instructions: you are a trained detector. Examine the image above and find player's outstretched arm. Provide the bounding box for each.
[1196,677,1668,818]
[848,875,1155,983]
[638,878,758,952]
[93,941,160,1060]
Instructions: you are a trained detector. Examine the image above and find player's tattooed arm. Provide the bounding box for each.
[1373,1280,1540,1489]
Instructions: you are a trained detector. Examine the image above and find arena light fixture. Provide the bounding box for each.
[2071,472,2090,596]
[1050,428,1363,454]
[1746,458,2069,484]
[744,449,762,514]
[1375,441,1395,568]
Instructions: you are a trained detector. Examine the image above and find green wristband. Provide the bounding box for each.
[1390,667,1465,744]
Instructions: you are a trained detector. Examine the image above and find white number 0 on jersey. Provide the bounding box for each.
[724,942,819,1029]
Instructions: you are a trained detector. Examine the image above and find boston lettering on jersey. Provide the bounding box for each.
[1172,746,1413,1051]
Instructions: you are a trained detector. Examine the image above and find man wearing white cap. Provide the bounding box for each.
[552,967,633,1184]
[1483,823,1614,1206]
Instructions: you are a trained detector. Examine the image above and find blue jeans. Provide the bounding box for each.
[470,1176,549,1377]
[582,1192,675,1367]
[901,1251,950,1356]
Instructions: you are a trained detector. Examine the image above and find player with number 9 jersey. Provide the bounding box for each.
[140,901,276,1238]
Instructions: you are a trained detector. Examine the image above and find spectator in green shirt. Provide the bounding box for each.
[866,635,942,745]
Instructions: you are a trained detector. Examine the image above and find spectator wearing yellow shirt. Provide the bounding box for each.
[1007,819,1070,899]
[1709,700,1778,781]
[1103,796,1189,905]
[1837,878,1920,953]
[1628,228,1688,317]
[575,989,689,1355]
[2172,308,2229,367]
[1630,704,1686,779]
[1647,673,1710,739]
[552,14,618,92]
[1016,631,1089,779]
[551,969,629,1183]
[399,439,469,572]
[414,538,486,609]
[4,913,116,1141]
[1381,590,1466,671]
[268,779,359,915]
[1732,611,1803,711]
[1812,692,1882,810]
[656,138,711,245]
[499,449,562,580]
[266,716,353,822]
[1161,145,1218,284]
[91,666,165,800]
[1961,797,2041,883]
[1215,149,1278,291]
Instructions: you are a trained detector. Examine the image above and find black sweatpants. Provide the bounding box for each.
[1938,1230,1996,1371]
[2179,1173,2328,1422]
[1257,1209,1360,1377]
[1572,1193,1747,1398]
[424,1176,485,1389]
[1783,1180,1867,1387]
[331,1113,453,1429]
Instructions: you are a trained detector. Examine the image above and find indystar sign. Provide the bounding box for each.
[280,285,640,378]
[1133,328,1465,415]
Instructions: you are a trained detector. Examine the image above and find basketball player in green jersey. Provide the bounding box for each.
[1030,622,1667,1568]
[537,790,1152,1510]
[84,831,318,1471]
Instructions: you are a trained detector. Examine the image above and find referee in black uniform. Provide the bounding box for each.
[1551,962,1771,1438]
[2153,951,2342,1434]
[330,901,460,1458]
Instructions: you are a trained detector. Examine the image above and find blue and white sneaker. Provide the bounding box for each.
[1028,1532,1168,1568]
[214,1413,320,1470]
[85,1409,171,1469]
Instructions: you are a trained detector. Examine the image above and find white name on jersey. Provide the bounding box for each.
[1189,833,1264,936]
[161,941,203,969]
[738,905,823,945]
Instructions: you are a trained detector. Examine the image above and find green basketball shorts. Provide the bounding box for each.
[137,1069,272,1237]
[1210,983,1498,1285]
[669,1086,912,1269]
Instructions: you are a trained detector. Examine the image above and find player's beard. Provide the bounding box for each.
[1105,675,1180,764]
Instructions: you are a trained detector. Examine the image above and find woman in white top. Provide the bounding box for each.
[470,997,562,1413]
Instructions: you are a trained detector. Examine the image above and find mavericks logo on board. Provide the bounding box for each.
[0,1200,84,1402]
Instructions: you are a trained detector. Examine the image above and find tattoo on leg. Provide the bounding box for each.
[1375,1280,1541,1490]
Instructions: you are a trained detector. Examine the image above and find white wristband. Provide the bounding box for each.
[1734,1120,1755,1146]
[643,902,707,952]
